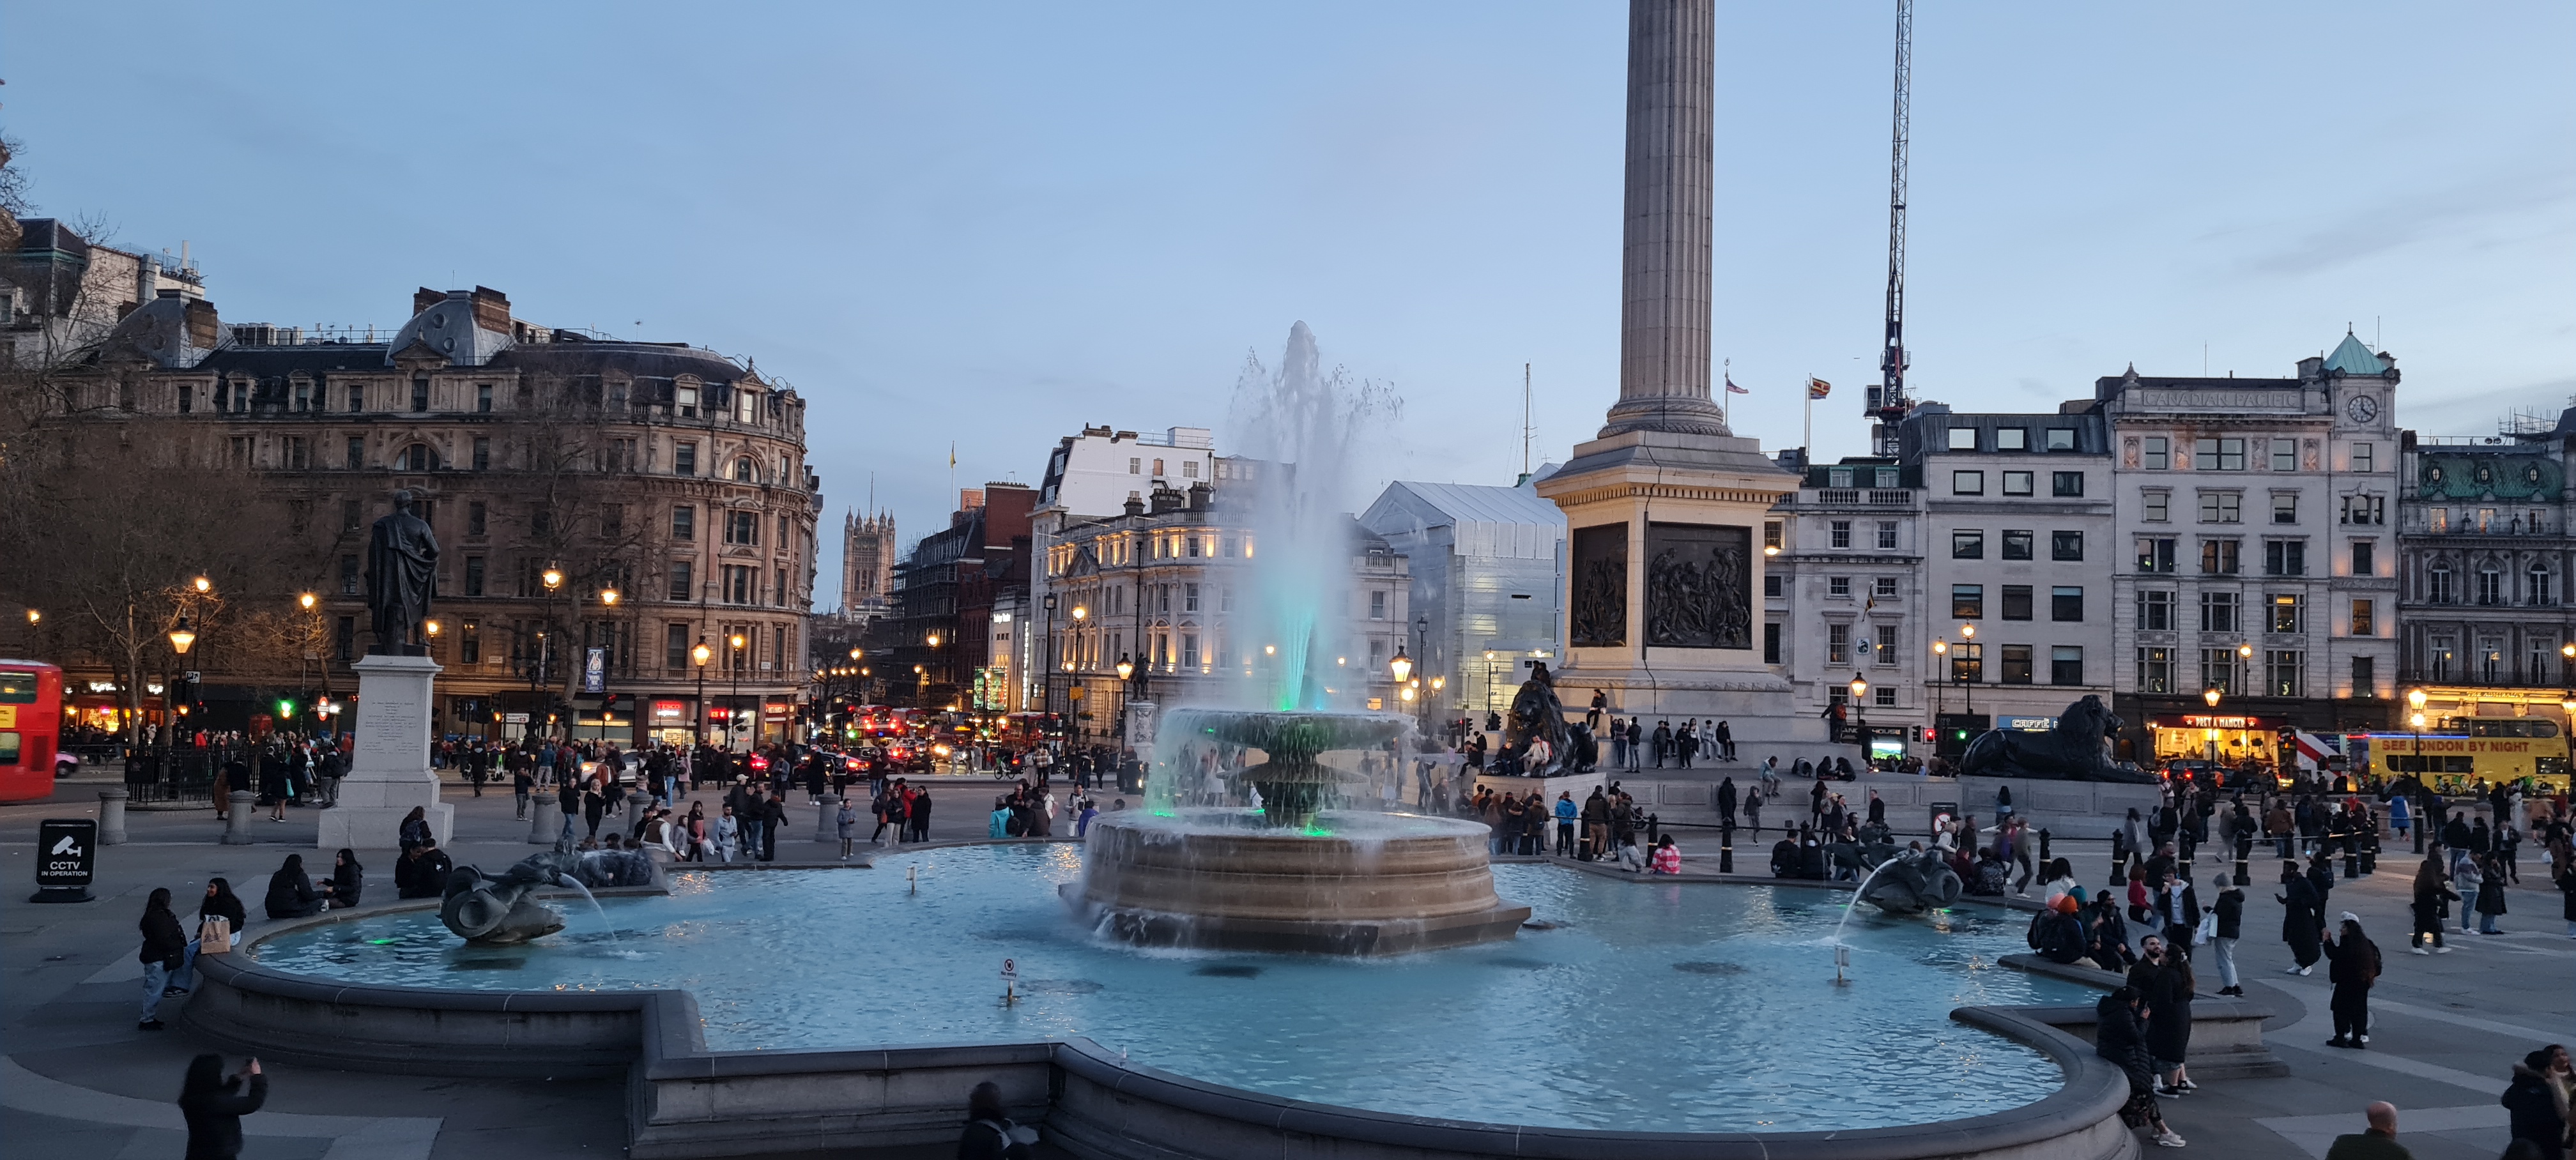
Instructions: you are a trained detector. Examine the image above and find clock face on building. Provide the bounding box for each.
[2347,395,2378,424]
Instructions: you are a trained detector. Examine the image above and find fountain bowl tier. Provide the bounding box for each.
[1068,809,1529,955]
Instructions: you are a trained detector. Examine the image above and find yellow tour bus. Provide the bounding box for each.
[2360,719,2572,794]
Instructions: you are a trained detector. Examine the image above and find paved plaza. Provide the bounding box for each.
[1,769,2564,1158]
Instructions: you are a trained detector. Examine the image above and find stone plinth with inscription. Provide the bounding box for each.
[316,653,452,851]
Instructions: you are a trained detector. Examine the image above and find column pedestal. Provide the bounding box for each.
[317,653,453,851]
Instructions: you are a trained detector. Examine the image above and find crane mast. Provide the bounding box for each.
[1868,0,1912,457]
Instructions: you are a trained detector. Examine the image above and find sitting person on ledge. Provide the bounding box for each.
[394,839,454,900]
[1771,836,1802,878]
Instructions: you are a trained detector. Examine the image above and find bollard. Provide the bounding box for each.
[815,794,841,844]
[2108,830,2128,885]
[2343,843,2359,879]
[1646,813,1660,849]
[1719,821,1735,874]
[2234,833,2252,887]
[97,787,129,846]
[220,791,258,844]
[2037,828,2052,865]
[528,795,562,844]
[2359,823,2378,875]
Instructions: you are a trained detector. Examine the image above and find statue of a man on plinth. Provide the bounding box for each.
[365,490,440,655]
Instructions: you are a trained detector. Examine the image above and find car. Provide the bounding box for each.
[55,752,79,777]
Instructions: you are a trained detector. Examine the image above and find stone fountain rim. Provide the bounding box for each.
[187,843,2135,1157]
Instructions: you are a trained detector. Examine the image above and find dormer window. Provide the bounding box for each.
[677,384,699,418]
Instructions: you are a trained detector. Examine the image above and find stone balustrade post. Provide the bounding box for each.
[97,787,130,845]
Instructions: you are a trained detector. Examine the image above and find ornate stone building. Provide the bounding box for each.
[2396,408,2576,756]
[53,282,822,747]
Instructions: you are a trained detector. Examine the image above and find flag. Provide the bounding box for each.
[949,443,957,468]
[1726,374,1749,395]
[1807,377,1832,400]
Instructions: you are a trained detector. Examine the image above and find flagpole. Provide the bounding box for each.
[1803,377,1813,464]
[1721,358,1729,428]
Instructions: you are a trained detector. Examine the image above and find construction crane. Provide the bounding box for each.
[1866,0,1912,457]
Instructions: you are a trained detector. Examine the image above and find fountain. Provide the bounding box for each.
[1069,709,1528,955]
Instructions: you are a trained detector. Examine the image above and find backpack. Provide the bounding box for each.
[1005,812,1026,837]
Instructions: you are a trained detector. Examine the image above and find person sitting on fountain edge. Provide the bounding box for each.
[395,838,454,899]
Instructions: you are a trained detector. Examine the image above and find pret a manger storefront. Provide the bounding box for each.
[2146,714,2282,765]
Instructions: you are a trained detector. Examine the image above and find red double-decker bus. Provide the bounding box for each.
[0,662,65,803]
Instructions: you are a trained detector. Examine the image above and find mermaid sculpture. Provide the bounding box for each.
[438,847,659,944]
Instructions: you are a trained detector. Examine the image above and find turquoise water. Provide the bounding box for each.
[251,844,2090,1133]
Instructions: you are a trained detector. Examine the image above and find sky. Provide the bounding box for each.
[8,2,2571,608]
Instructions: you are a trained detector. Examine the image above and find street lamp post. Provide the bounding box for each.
[164,616,197,787]
[1848,672,1868,751]
[692,637,713,747]
[728,632,747,749]
[1958,623,1976,717]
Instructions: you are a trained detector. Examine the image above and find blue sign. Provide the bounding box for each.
[583,647,606,694]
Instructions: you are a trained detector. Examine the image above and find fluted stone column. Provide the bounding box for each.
[1601,0,1727,439]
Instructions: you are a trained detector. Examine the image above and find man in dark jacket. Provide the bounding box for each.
[394,840,454,899]
[2501,1046,2572,1159]
[762,791,788,860]
[1715,777,1737,828]
[2096,988,2184,1147]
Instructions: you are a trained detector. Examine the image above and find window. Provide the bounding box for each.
[2271,493,2297,524]
[1765,574,1782,597]
[340,554,360,596]
[1875,623,1897,662]
[2136,537,2176,573]
[283,436,309,469]
[2265,650,2303,697]
[464,557,486,597]
[2530,565,2556,606]
[2051,586,2084,622]
[737,390,758,424]
[336,616,355,661]
[2003,471,2035,496]
[346,436,364,469]
[2270,439,2297,472]
[1995,427,2027,451]
[672,505,695,540]
[725,511,759,546]
[1952,584,1984,619]
[1764,622,1782,664]
[2200,492,2241,523]
[2478,566,2504,606]
[2046,428,2076,452]
[467,501,486,536]
[341,500,361,532]
[734,457,756,483]
[2427,564,2453,604]
[399,444,436,471]
[459,621,480,665]
[2263,538,2307,576]
[1828,576,1852,598]
[2001,585,2034,621]
[1764,521,1783,550]
[1181,461,1199,480]
[2200,539,2239,574]
[1365,589,1380,619]
[290,379,311,411]
[2143,491,2170,523]
[2051,646,2084,685]
[2350,540,2373,576]
[471,437,490,471]
[668,561,693,602]
[1829,468,1853,488]
[2137,647,2173,694]
[604,505,625,540]
[675,385,698,418]
[410,374,430,412]
[2138,588,2175,631]
[2269,593,2303,634]
[2352,655,2375,696]
[1153,459,1165,477]
[1873,576,1899,598]
[1828,623,1850,664]
[2200,590,2238,632]
[2195,437,2244,471]
[2202,648,2237,694]
[2352,442,2373,472]
[1947,427,1977,451]
[2143,436,2169,469]
[1183,634,1200,669]
[2051,531,2083,561]
[724,565,753,604]
[346,383,364,413]
[2340,494,2385,525]
[2001,645,2034,684]
[665,624,689,670]
[1128,457,1141,475]
[1951,530,1984,559]
[776,568,788,607]
[476,383,493,413]
[1876,522,1897,549]
[2051,471,2084,497]
[1950,642,1984,683]
[2001,530,2034,560]
[777,514,790,548]
[1830,520,1851,548]
[674,442,697,477]
[1874,685,1897,707]
[1952,471,1984,495]
[2350,599,2374,636]
[530,508,551,538]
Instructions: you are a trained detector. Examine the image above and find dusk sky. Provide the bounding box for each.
[9,2,2570,605]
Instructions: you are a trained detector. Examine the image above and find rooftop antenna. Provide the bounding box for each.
[1520,362,1533,485]
[1866,0,1914,458]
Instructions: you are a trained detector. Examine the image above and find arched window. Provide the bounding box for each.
[733,457,756,483]
[399,443,438,472]
[2529,564,2555,606]
[2476,565,2504,606]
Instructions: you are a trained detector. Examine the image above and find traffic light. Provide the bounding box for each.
[276,698,296,717]
[1919,726,1935,743]
[602,692,626,714]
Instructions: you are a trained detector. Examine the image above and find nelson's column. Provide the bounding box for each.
[1535,0,1818,750]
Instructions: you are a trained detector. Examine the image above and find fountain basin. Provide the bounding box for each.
[1068,809,1529,954]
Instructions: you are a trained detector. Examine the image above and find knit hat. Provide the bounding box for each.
[2053,894,2081,913]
